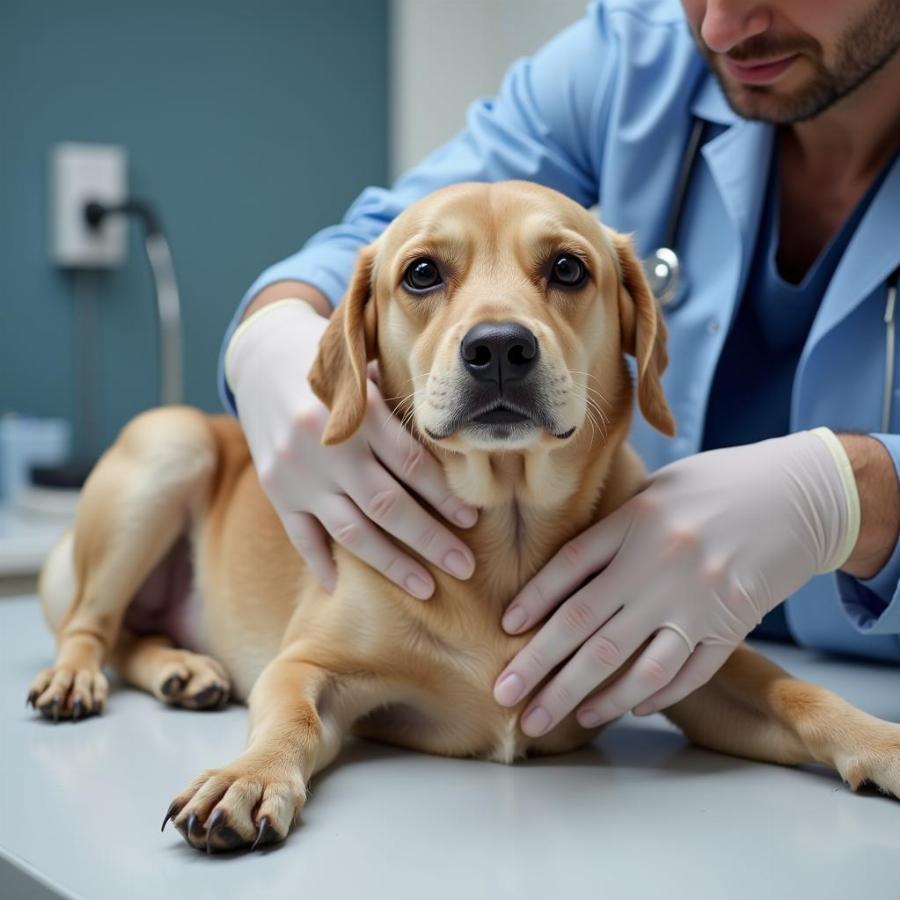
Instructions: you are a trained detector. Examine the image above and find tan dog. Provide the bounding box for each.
[30,181,900,853]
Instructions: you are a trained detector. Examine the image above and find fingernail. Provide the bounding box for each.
[578,711,603,728]
[454,507,478,527]
[522,706,551,736]
[443,549,473,579]
[494,672,524,706]
[633,703,654,717]
[405,573,434,599]
[502,605,527,633]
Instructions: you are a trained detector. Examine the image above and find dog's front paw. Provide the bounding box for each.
[835,728,900,800]
[162,759,307,853]
[154,651,231,710]
[27,666,109,722]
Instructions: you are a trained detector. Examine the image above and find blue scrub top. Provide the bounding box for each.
[218,0,900,662]
[701,148,897,642]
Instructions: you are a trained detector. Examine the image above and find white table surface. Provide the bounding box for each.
[2,594,899,900]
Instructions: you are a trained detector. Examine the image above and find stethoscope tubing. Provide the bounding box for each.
[883,268,899,433]
[645,119,900,434]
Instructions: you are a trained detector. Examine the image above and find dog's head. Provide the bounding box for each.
[309,181,674,462]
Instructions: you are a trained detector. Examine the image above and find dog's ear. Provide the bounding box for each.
[308,244,378,445]
[612,232,676,437]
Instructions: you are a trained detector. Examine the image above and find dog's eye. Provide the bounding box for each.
[403,258,443,292]
[550,254,587,288]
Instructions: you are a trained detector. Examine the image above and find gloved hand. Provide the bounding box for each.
[493,428,860,733]
[225,298,478,598]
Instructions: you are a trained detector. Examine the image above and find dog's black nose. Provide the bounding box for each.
[460,322,539,386]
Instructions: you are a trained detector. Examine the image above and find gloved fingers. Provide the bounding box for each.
[364,383,479,529]
[513,607,646,738]
[574,627,693,728]
[493,569,624,708]
[343,460,475,582]
[632,642,736,716]
[500,504,633,635]
[280,511,337,593]
[317,495,436,600]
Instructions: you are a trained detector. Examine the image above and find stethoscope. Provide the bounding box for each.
[640,117,706,310]
[641,117,900,432]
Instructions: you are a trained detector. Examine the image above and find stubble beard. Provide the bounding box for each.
[694,0,900,124]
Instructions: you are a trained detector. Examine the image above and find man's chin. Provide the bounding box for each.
[712,61,826,124]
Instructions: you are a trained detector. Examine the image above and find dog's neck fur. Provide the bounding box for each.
[384,361,639,611]
[440,418,635,607]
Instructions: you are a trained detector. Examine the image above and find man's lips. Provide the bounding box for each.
[723,53,798,85]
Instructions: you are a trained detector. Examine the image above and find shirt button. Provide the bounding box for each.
[707,318,720,335]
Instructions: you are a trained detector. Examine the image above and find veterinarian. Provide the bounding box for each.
[219,0,900,737]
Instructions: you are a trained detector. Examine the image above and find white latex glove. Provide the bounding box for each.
[492,428,860,734]
[225,298,478,598]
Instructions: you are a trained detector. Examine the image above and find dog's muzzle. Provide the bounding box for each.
[423,321,575,441]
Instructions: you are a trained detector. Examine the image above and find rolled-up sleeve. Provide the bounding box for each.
[218,2,618,414]
[834,432,900,635]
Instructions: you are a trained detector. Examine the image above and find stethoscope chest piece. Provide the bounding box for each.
[642,247,681,308]
[641,117,707,311]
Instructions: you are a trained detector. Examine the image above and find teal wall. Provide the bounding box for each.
[0,0,388,461]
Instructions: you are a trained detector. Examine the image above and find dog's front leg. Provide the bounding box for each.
[164,651,369,853]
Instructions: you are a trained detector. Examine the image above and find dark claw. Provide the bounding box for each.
[251,815,276,852]
[72,699,84,722]
[42,698,61,723]
[161,674,185,698]
[26,689,38,708]
[191,685,222,708]
[204,809,246,852]
[187,812,202,841]
[161,800,181,832]
[205,809,224,854]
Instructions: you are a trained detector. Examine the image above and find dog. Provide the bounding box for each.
[29,181,900,853]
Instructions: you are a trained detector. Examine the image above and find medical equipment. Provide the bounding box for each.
[883,266,899,432]
[641,117,705,309]
[644,120,900,434]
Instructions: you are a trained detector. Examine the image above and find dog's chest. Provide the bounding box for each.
[399,622,583,763]
[404,646,588,763]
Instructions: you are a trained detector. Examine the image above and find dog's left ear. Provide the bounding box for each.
[612,232,676,437]
[308,244,378,445]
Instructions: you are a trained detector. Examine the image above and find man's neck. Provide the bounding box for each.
[784,50,900,184]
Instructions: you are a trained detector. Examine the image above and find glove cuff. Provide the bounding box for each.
[808,426,861,573]
[224,297,322,394]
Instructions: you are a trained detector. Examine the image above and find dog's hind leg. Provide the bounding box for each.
[28,407,217,721]
[108,632,231,710]
[662,644,900,798]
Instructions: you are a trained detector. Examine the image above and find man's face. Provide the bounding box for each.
[681,0,900,123]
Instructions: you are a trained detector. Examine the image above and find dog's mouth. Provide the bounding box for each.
[424,400,576,441]
[471,403,532,425]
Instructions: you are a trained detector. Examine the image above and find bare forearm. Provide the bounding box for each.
[837,433,900,579]
[241,280,332,322]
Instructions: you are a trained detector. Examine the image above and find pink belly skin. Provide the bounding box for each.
[122,535,210,654]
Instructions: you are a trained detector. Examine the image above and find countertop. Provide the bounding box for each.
[2,595,899,900]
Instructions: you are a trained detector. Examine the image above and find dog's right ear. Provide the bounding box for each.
[308,244,378,445]
[611,232,676,438]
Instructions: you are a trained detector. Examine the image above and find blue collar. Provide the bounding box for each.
[690,69,739,126]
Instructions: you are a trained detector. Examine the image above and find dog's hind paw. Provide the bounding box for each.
[154,651,231,711]
[163,758,306,853]
[27,666,109,722]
